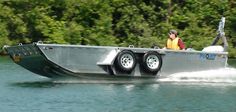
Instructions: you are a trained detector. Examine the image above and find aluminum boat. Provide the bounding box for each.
[4,18,228,80]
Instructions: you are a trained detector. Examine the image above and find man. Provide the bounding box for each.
[166,30,185,50]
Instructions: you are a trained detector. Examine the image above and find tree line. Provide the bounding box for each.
[0,0,236,57]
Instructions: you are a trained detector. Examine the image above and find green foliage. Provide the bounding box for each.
[0,0,236,57]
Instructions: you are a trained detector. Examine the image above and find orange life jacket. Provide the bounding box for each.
[167,37,180,50]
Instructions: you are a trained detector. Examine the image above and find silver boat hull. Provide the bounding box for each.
[5,43,228,79]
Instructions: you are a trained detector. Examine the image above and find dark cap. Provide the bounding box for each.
[169,30,178,35]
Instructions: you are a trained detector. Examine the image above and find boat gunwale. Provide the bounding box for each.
[36,43,228,55]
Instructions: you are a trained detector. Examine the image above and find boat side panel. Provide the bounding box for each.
[37,45,119,74]
[160,51,227,77]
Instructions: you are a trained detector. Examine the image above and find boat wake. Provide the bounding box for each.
[50,67,236,84]
[158,67,236,84]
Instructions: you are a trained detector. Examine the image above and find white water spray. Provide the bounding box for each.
[51,67,236,84]
[158,67,236,83]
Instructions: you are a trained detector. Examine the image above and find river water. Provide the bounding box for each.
[1,56,236,112]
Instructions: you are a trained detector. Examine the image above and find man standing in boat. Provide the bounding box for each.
[166,29,185,50]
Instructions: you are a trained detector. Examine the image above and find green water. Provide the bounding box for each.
[1,56,236,112]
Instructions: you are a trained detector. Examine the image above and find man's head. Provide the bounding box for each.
[168,30,178,39]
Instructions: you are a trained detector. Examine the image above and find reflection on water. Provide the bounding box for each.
[11,80,63,88]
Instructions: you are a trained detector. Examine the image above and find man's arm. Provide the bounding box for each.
[178,38,185,50]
